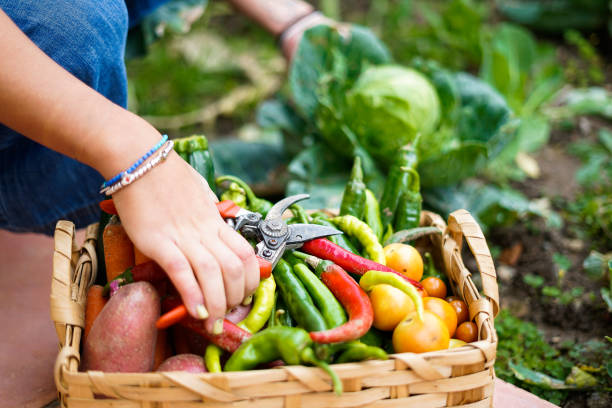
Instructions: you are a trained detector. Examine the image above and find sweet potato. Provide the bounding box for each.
[156,354,207,373]
[82,282,160,372]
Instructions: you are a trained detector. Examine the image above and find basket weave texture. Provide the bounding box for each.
[50,209,499,407]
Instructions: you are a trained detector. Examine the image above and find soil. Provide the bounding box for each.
[481,117,612,407]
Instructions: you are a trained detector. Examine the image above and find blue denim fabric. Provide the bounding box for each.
[0,0,168,235]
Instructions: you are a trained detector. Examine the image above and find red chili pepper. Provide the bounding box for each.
[302,238,423,289]
[297,253,373,344]
[99,199,118,215]
[162,297,251,352]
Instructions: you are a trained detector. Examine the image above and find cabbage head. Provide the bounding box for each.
[346,65,441,160]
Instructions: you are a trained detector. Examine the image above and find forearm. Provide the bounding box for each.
[0,9,159,179]
[226,0,314,36]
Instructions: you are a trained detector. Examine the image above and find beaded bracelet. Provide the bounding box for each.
[100,134,168,190]
[100,140,174,196]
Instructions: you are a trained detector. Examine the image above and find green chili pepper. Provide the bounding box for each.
[238,276,276,333]
[379,143,418,230]
[267,292,278,328]
[360,270,424,321]
[275,293,294,327]
[311,216,360,254]
[220,182,247,208]
[174,135,216,195]
[422,252,447,283]
[204,344,223,373]
[359,328,385,348]
[364,189,383,241]
[215,175,273,216]
[335,341,388,364]
[332,215,386,265]
[339,156,366,219]
[224,326,342,395]
[381,224,394,246]
[291,262,347,329]
[273,259,327,332]
[384,226,441,246]
[393,168,422,231]
[290,204,310,224]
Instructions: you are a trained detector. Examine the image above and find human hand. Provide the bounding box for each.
[111,152,260,334]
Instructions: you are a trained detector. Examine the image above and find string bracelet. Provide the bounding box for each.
[100,134,168,190]
[101,140,174,196]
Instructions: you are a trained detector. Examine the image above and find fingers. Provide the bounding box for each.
[219,225,259,298]
[206,234,245,310]
[182,239,227,334]
[150,240,204,317]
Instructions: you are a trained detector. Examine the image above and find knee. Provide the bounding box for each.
[6,0,129,106]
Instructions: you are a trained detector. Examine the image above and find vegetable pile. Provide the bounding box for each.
[82,135,482,395]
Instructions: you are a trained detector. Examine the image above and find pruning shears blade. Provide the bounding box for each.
[285,224,342,247]
[265,194,310,221]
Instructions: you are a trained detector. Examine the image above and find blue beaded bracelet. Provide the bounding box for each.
[100,134,168,189]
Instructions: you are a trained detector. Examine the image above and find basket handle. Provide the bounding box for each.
[445,209,499,317]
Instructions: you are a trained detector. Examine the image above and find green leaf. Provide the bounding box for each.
[423,179,560,230]
[509,361,575,389]
[210,139,287,189]
[562,87,612,119]
[583,251,611,281]
[542,286,562,297]
[410,58,461,123]
[495,0,610,33]
[289,24,391,120]
[601,288,612,313]
[286,143,351,210]
[480,23,538,111]
[564,366,598,388]
[418,142,488,187]
[452,72,514,160]
[523,274,545,288]
[553,253,572,272]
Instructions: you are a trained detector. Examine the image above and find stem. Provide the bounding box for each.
[216,175,257,204]
[301,348,343,395]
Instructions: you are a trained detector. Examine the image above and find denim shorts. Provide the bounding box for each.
[0,0,169,234]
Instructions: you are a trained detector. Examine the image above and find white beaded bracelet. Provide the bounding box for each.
[101,140,174,196]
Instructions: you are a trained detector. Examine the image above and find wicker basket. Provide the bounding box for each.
[51,209,499,407]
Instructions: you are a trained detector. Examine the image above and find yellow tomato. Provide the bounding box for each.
[393,310,450,353]
[383,243,423,281]
[369,284,415,331]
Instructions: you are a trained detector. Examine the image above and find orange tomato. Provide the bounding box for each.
[383,243,423,281]
[455,321,478,343]
[393,310,450,353]
[369,284,415,331]
[421,277,447,298]
[423,297,457,337]
[445,296,460,303]
[448,299,469,325]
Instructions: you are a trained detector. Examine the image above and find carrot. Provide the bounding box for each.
[157,304,188,329]
[84,285,107,340]
[134,246,152,265]
[153,329,170,370]
[103,215,135,282]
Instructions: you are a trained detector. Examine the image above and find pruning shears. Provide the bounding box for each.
[156,194,341,329]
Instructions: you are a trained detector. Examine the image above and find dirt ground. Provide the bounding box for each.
[483,118,611,407]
